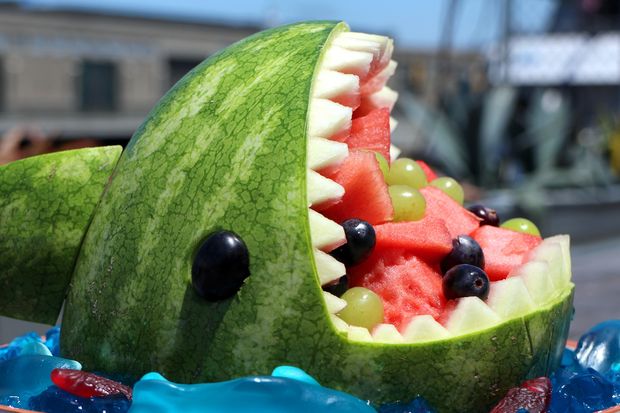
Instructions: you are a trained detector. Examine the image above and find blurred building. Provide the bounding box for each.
[0,1,488,152]
[0,2,257,140]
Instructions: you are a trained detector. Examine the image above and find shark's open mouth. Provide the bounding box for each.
[306,30,574,345]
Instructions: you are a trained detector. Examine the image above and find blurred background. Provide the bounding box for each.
[0,0,618,341]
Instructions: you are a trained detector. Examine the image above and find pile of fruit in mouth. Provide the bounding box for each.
[0,21,574,412]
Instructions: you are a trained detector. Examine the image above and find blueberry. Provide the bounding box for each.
[330,219,376,266]
[440,235,485,274]
[323,275,348,297]
[442,264,489,300]
[467,204,500,226]
[192,230,250,300]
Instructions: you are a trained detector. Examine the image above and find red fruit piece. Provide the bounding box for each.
[347,108,391,163]
[416,160,437,182]
[420,186,481,239]
[472,225,542,281]
[319,150,394,225]
[51,368,132,400]
[491,377,551,413]
[349,249,446,331]
[332,91,361,110]
[373,216,452,263]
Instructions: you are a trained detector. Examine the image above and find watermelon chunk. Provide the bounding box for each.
[373,216,452,262]
[332,91,361,110]
[472,226,542,281]
[346,108,390,163]
[318,150,393,225]
[416,160,437,182]
[349,249,446,331]
[420,186,481,238]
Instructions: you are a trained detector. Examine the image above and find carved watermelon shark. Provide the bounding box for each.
[0,22,573,412]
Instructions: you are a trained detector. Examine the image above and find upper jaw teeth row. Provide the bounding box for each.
[305,31,400,340]
[306,30,397,284]
[306,29,397,285]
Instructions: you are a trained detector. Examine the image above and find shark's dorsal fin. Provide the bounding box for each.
[0,146,122,324]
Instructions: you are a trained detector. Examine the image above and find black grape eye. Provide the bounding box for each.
[192,231,250,301]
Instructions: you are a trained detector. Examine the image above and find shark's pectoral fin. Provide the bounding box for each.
[0,145,122,324]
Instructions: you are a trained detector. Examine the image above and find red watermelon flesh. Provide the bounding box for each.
[416,160,438,182]
[471,225,542,281]
[332,91,361,110]
[373,216,452,262]
[349,249,446,331]
[420,186,481,238]
[346,108,390,163]
[318,150,393,225]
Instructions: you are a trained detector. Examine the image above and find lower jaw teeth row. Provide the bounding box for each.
[324,235,572,344]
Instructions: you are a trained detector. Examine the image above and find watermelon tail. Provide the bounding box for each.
[0,146,122,324]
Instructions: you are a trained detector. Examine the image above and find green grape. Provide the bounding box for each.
[337,287,384,330]
[430,177,464,205]
[388,185,426,221]
[375,152,389,179]
[501,218,541,237]
[386,158,427,189]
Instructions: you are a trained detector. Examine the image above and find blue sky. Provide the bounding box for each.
[13,0,556,50]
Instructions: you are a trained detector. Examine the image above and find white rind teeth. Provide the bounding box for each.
[347,326,374,342]
[365,60,398,91]
[308,98,352,138]
[313,70,360,101]
[445,297,501,336]
[389,116,398,133]
[313,248,346,286]
[329,314,349,333]
[546,235,571,275]
[308,209,346,252]
[379,60,398,80]
[323,291,347,314]
[333,34,384,60]
[389,144,401,161]
[372,324,404,343]
[403,315,452,342]
[307,169,344,207]
[487,277,536,319]
[378,39,394,69]
[307,137,349,171]
[365,86,399,112]
[528,242,566,290]
[510,261,557,305]
[323,45,374,78]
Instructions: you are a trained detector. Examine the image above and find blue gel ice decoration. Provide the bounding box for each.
[45,326,61,356]
[19,342,53,357]
[271,365,320,386]
[550,368,619,412]
[129,369,375,413]
[574,319,620,378]
[0,331,42,362]
[0,354,81,408]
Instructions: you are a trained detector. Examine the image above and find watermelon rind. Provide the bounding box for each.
[0,146,122,324]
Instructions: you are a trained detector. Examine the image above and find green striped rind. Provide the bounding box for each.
[59,21,573,412]
[0,146,122,324]
[62,21,346,377]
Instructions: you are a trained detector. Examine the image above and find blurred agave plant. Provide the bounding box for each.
[397,84,616,190]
